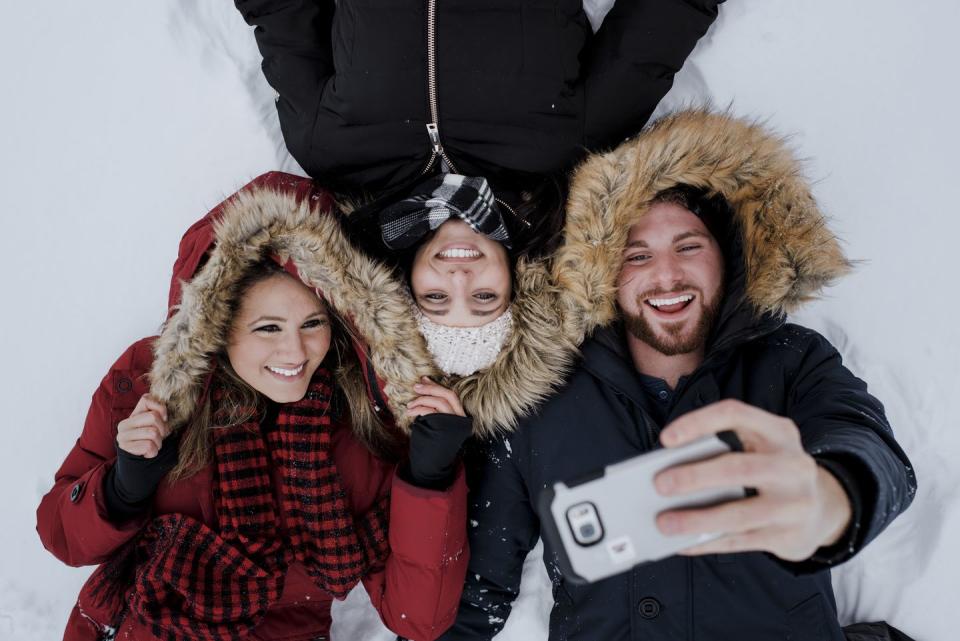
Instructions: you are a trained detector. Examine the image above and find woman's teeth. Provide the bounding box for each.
[267,364,304,377]
[648,294,694,308]
[438,248,482,259]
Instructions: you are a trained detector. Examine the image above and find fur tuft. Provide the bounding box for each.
[555,108,852,343]
[150,187,435,436]
[148,185,574,439]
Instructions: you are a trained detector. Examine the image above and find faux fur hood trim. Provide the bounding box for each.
[554,109,853,344]
[449,259,576,436]
[149,182,574,438]
[149,186,435,435]
[337,190,577,438]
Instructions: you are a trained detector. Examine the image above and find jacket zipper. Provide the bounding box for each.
[419,0,459,177]
[417,2,531,230]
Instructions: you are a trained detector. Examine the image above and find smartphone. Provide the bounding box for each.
[537,431,747,584]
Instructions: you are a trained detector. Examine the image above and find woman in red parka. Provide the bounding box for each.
[36,173,470,641]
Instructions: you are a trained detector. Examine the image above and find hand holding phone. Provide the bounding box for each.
[655,400,853,562]
[538,431,746,584]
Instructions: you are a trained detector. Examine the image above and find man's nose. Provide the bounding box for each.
[653,254,684,289]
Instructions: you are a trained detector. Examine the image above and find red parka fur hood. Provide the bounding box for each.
[153,172,423,439]
[159,171,575,439]
[37,173,470,641]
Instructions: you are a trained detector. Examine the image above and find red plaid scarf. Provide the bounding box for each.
[86,369,390,641]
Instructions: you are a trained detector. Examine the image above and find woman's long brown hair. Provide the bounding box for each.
[168,260,399,482]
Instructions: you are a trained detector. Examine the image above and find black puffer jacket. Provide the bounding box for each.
[442,321,915,641]
[235,0,723,195]
[438,110,917,640]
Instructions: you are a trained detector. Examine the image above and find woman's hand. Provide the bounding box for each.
[105,394,179,520]
[116,394,171,458]
[405,377,466,418]
[403,378,472,489]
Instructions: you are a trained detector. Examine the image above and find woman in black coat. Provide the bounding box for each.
[234,0,723,211]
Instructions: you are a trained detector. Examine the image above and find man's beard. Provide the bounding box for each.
[622,284,723,356]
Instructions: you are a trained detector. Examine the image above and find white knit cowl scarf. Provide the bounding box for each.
[416,307,513,376]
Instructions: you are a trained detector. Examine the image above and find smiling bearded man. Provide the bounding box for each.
[438,110,917,641]
[620,190,726,362]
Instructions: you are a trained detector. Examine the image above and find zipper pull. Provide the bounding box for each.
[426,122,443,153]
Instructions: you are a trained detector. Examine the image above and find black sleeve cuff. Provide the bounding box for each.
[102,463,154,522]
[103,436,180,521]
[397,460,459,491]
[403,414,474,491]
[806,456,864,565]
[774,456,865,574]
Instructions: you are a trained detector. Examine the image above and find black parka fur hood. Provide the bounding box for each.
[554,108,853,345]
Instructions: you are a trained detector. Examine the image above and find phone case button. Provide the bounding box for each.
[637,596,661,619]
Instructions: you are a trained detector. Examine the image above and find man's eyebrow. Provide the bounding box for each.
[625,230,709,249]
[673,230,709,243]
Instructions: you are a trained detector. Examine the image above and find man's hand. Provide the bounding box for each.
[654,399,852,562]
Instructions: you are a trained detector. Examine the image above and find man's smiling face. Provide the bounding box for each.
[617,201,725,356]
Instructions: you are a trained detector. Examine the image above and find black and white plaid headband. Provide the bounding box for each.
[378,174,512,250]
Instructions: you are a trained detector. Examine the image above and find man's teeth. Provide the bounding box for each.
[648,294,694,308]
[267,364,304,377]
[438,248,481,259]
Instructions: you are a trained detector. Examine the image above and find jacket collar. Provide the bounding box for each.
[581,324,650,409]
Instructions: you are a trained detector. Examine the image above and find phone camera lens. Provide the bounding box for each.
[567,501,603,545]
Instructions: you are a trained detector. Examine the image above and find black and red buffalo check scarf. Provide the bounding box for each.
[85,369,390,641]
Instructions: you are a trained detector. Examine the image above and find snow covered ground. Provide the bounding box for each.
[1,1,957,639]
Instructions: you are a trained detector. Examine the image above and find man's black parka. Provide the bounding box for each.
[439,111,917,641]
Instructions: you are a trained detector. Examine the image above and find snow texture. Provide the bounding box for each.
[1,1,958,640]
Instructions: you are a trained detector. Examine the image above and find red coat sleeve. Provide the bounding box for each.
[363,466,469,641]
[36,339,156,567]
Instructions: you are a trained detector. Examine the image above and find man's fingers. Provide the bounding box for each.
[655,452,803,496]
[660,399,799,452]
[656,495,785,538]
[676,527,779,557]
[677,526,815,561]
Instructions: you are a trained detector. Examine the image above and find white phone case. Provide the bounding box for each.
[537,432,747,584]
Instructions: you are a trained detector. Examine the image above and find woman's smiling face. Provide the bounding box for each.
[410,219,512,327]
[226,273,332,402]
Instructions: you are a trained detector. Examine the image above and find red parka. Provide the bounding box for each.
[36,173,469,641]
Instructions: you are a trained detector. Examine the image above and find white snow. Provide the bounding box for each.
[1,1,957,640]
